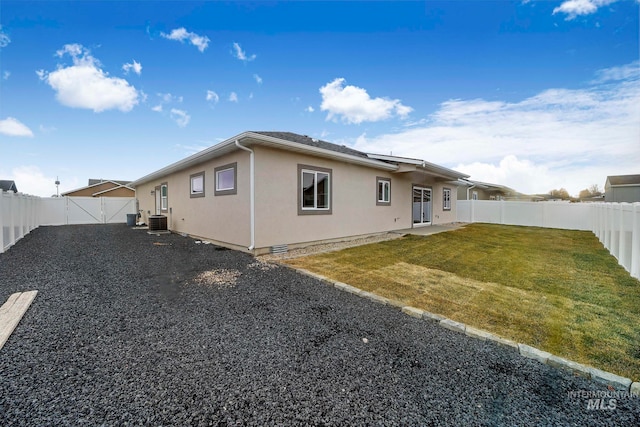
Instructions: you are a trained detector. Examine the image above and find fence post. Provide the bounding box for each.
[632,203,640,280]
[597,203,603,241]
[618,204,627,268]
[470,199,475,223]
[8,191,16,249]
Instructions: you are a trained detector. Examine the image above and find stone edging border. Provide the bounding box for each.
[289,267,640,397]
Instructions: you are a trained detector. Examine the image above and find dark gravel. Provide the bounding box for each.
[0,224,638,426]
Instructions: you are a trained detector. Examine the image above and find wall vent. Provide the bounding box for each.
[270,244,288,254]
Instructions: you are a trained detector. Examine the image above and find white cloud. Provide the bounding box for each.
[206,90,219,103]
[39,124,57,134]
[170,108,190,127]
[319,78,413,124]
[0,117,34,137]
[0,26,10,48]
[229,92,238,103]
[3,71,9,80]
[553,0,617,20]
[38,44,139,112]
[122,60,142,75]
[161,27,209,52]
[352,61,640,196]
[253,74,263,84]
[151,104,163,112]
[232,42,256,62]
[305,106,315,113]
[2,166,57,197]
[591,60,640,83]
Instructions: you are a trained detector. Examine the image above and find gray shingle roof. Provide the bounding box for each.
[252,131,370,159]
[0,180,18,193]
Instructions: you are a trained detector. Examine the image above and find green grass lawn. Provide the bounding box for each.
[284,223,640,381]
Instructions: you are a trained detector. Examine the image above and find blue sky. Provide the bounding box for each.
[1,1,638,197]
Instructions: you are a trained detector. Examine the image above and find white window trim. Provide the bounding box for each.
[190,172,205,198]
[214,162,237,196]
[298,164,332,215]
[301,169,330,211]
[216,168,235,191]
[376,177,391,205]
[443,188,451,210]
[160,184,168,211]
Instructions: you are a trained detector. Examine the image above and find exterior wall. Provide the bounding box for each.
[605,186,640,203]
[136,151,251,249]
[252,146,458,250]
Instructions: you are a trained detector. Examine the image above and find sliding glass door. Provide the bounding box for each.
[412,186,432,226]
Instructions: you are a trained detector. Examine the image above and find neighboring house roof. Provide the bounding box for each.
[0,180,18,193]
[131,131,468,187]
[606,174,640,186]
[458,179,514,193]
[88,179,132,186]
[62,180,134,197]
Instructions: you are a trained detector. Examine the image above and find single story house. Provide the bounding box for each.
[0,180,18,193]
[604,174,640,203]
[130,131,469,254]
[62,179,135,198]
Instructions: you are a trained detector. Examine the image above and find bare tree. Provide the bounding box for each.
[549,188,571,199]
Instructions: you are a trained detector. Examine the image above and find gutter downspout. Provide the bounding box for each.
[235,140,255,251]
[466,184,476,200]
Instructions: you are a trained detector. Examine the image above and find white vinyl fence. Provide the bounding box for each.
[458,200,640,280]
[1,192,135,253]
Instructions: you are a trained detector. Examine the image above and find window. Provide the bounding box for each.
[377,177,391,206]
[215,162,237,196]
[160,183,168,211]
[190,172,205,198]
[298,164,332,215]
[443,188,451,210]
[472,191,478,201]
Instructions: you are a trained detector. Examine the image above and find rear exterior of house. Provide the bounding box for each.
[132,132,468,254]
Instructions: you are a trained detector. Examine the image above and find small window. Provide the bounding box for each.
[376,177,391,206]
[472,191,478,201]
[160,183,168,211]
[190,172,205,198]
[298,164,332,215]
[443,188,451,210]
[215,163,237,196]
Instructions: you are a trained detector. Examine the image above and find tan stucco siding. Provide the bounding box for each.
[135,151,251,248]
[252,146,455,249]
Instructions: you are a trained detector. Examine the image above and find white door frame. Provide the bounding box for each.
[412,186,432,227]
[154,186,161,215]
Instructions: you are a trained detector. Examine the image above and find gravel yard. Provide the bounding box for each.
[0,225,638,426]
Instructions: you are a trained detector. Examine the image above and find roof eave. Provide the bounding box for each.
[131,131,398,187]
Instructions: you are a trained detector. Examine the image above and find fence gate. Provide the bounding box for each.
[66,197,103,224]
